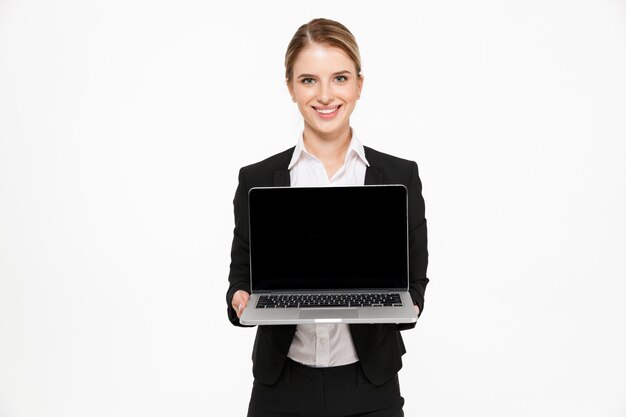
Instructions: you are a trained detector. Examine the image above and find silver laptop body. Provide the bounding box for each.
[239,185,418,325]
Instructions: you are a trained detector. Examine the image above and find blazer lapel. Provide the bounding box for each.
[365,166,383,185]
[273,147,294,186]
[364,147,384,185]
[273,169,290,186]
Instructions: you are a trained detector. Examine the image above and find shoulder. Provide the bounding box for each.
[241,147,294,172]
[364,146,418,175]
[364,146,416,165]
[238,147,295,186]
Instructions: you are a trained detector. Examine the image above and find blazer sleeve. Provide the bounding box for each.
[226,168,255,327]
[397,161,429,331]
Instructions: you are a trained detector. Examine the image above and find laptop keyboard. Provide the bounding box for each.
[256,293,403,308]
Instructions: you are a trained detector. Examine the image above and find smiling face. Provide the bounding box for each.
[287,43,363,140]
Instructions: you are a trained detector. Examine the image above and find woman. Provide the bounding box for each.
[226,18,429,417]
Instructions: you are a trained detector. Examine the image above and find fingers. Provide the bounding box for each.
[232,290,250,319]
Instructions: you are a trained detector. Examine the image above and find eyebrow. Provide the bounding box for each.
[296,70,353,79]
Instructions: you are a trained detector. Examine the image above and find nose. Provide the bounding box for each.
[317,82,334,104]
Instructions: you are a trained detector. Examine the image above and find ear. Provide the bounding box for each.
[286,78,296,102]
[356,74,364,99]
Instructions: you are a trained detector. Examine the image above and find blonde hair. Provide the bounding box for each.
[285,18,362,82]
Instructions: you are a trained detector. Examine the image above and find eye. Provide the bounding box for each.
[302,78,316,85]
[334,75,348,83]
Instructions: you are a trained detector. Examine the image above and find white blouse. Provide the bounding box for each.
[286,130,369,367]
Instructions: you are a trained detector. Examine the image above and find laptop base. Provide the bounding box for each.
[240,292,417,325]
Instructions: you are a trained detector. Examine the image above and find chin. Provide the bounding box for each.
[308,120,349,136]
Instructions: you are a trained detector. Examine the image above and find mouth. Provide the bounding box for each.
[312,105,342,119]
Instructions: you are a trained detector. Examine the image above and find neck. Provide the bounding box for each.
[302,125,352,165]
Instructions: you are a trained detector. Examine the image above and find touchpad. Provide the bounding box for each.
[299,309,358,320]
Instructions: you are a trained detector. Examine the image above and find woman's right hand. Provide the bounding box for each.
[232,290,250,319]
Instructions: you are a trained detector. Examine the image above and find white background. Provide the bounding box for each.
[1,1,625,416]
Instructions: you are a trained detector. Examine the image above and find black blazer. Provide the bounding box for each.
[226,146,429,386]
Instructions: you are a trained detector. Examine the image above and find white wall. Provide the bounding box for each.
[1,1,625,416]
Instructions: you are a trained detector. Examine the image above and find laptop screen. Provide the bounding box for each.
[248,185,408,291]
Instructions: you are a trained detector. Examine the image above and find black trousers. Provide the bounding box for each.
[247,359,404,417]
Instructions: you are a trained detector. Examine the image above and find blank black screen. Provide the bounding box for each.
[249,186,408,291]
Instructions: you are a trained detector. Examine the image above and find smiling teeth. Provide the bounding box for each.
[316,107,338,114]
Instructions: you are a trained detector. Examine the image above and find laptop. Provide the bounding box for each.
[239,185,418,325]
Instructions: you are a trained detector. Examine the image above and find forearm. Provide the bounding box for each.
[399,161,429,331]
[226,168,255,327]
[226,229,255,327]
